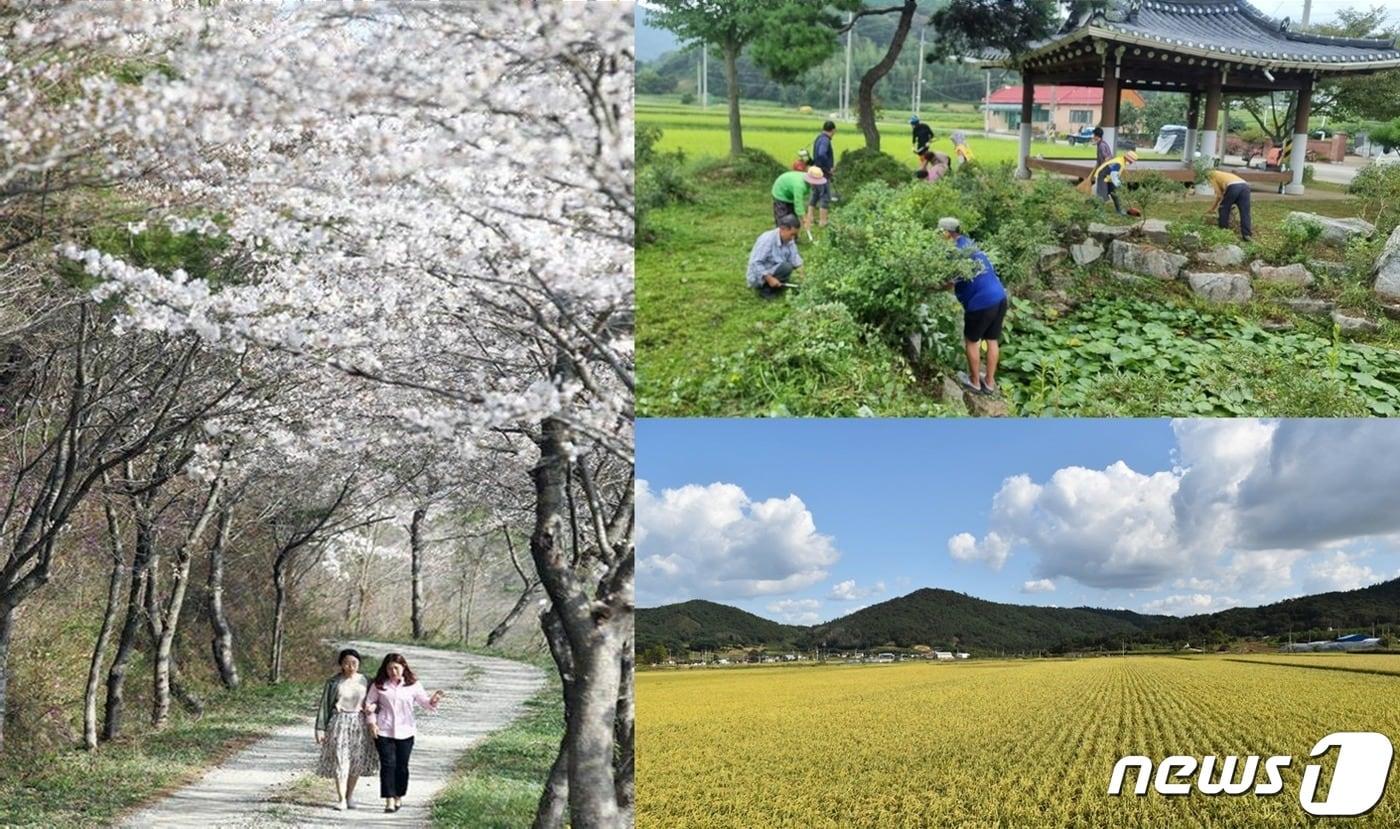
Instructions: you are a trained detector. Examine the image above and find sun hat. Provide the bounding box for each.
[909,115,920,124]
[803,166,827,185]
[1124,150,1139,163]
[797,148,811,160]
[937,216,961,233]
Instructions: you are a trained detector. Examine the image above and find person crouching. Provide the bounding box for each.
[746,214,803,299]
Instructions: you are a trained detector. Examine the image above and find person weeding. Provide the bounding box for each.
[1081,147,1138,215]
[910,115,934,155]
[791,148,810,171]
[950,130,975,167]
[746,213,803,299]
[1205,168,1252,241]
[916,150,951,183]
[938,217,1007,396]
[771,167,825,229]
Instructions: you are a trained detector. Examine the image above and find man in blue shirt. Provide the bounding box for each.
[938,217,1007,395]
[812,120,837,210]
[746,214,804,299]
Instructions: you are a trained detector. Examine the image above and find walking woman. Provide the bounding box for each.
[364,652,446,813]
[314,648,378,811]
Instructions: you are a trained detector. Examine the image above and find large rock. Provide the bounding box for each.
[1376,224,1400,302]
[1196,245,1246,267]
[1141,218,1171,246]
[1110,239,1187,280]
[1186,272,1253,304]
[1070,238,1104,266]
[1307,259,1347,279]
[1283,297,1335,316]
[1035,245,1066,273]
[964,389,1010,417]
[1288,211,1375,246]
[1378,302,1400,322]
[1249,261,1314,287]
[1332,311,1380,334]
[1088,222,1134,242]
[938,374,965,405]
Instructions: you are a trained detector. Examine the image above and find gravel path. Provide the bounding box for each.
[119,640,547,828]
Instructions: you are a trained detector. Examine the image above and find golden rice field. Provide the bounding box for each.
[637,656,1400,827]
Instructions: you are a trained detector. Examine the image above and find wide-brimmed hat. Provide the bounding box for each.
[1124,150,1139,163]
[797,148,811,160]
[804,166,827,185]
[937,216,961,232]
[909,115,920,124]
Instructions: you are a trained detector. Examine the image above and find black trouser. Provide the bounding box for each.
[1219,182,1252,240]
[376,735,414,798]
[756,262,795,299]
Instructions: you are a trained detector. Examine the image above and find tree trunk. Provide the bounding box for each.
[461,554,481,646]
[103,510,155,741]
[530,415,625,828]
[409,505,428,640]
[0,604,15,754]
[207,507,239,689]
[269,564,287,684]
[153,477,223,728]
[487,581,540,648]
[84,500,126,750]
[614,615,635,815]
[723,41,743,157]
[858,1,918,151]
[532,608,573,829]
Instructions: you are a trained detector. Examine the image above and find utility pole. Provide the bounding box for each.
[913,24,927,116]
[1301,0,1312,30]
[842,11,854,120]
[696,49,702,106]
[701,47,708,109]
[984,70,991,133]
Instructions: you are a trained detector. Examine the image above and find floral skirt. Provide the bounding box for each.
[316,710,379,779]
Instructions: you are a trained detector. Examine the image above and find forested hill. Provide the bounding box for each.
[638,579,1400,655]
[635,599,807,653]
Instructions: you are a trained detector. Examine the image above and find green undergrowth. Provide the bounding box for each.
[0,680,317,828]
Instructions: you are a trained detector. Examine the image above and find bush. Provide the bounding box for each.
[689,148,783,184]
[1126,170,1184,217]
[804,182,976,368]
[663,303,949,417]
[983,216,1053,289]
[680,91,695,105]
[836,147,909,195]
[1348,160,1400,236]
[942,161,1022,236]
[1251,213,1323,265]
[637,126,695,243]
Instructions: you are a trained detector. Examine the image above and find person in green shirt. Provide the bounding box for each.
[771,167,826,228]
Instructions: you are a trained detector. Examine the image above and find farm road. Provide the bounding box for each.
[119,639,545,828]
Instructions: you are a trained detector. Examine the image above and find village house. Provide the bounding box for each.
[983,85,1145,138]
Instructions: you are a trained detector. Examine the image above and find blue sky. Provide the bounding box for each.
[636,419,1400,624]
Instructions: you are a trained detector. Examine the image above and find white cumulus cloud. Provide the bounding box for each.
[948,531,1011,569]
[1021,579,1056,594]
[1142,593,1242,616]
[636,480,839,606]
[829,579,885,601]
[767,598,822,625]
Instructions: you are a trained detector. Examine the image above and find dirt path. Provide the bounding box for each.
[120,640,547,827]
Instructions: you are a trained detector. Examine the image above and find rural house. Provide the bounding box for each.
[982,85,1145,137]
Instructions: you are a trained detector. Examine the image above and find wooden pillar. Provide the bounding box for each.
[1285,77,1313,194]
[1183,92,1200,164]
[1201,72,1222,162]
[1016,72,1033,179]
[1101,55,1121,153]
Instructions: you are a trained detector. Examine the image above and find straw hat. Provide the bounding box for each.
[804,166,827,185]
[1124,150,1139,163]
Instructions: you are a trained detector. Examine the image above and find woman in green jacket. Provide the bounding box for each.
[315,648,379,810]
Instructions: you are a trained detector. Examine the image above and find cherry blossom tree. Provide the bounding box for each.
[7,2,634,823]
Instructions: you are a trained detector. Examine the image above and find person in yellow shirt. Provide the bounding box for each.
[1205,169,1252,241]
[950,130,975,167]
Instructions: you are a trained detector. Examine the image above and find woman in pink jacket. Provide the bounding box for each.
[363,652,446,813]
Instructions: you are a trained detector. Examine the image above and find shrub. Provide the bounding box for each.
[983,216,1053,289]
[943,161,1022,236]
[1251,213,1323,265]
[679,91,695,105]
[689,148,784,184]
[803,183,978,371]
[1126,170,1183,217]
[662,302,949,417]
[1020,174,1098,240]
[637,126,695,243]
[1348,160,1400,236]
[836,147,909,195]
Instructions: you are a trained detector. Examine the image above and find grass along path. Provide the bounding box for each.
[0,681,318,828]
[430,677,564,828]
[117,639,545,828]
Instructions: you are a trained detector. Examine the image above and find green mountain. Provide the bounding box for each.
[637,578,1400,656]
[807,588,1163,653]
[636,599,806,654]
